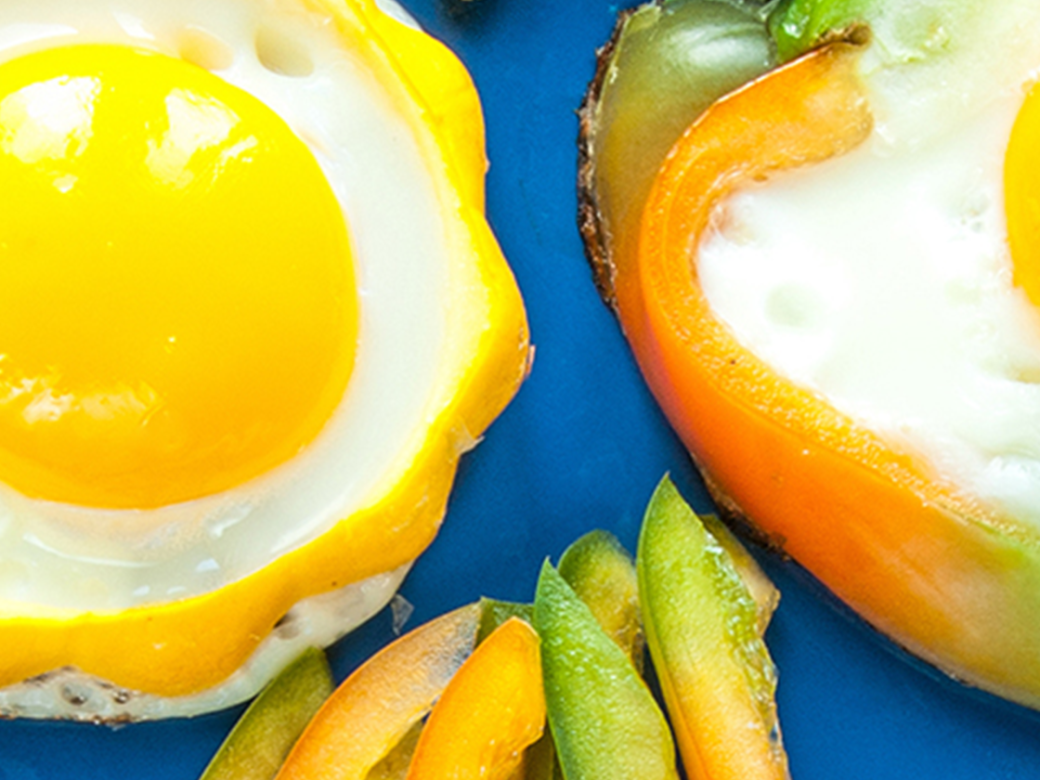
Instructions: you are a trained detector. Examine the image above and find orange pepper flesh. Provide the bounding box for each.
[275,603,480,780]
[405,617,546,780]
[620,43,1040,708]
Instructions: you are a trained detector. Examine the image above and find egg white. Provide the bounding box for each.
[698,9,1040,530]
[0,0,454,718]
[0,0,445,605]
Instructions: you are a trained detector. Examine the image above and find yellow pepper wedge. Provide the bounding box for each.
[405,617,546,780]
[275,603,481,780]
[621,41,1040,709]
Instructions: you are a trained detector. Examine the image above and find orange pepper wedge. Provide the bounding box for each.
[275,602,481,780]
[405,616,546,780]
[621,42,1040,708]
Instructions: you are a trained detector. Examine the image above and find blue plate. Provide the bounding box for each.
[2,1,1040,777]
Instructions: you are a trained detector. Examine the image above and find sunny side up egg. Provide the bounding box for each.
[0,0,528,720]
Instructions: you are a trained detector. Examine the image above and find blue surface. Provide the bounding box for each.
[3,0,1040,777]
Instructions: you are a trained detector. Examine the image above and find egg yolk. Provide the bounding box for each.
[0,44,357,510]
[1005,80,1040,306]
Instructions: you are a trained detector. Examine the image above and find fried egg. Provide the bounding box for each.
[0,0,528,720]
[698,7,1040,537]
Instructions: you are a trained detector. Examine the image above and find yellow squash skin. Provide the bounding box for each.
[0,0,529,699]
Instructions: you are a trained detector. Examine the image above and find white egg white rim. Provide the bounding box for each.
[0,564,410,721]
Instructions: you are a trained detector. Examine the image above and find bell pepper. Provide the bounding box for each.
[274,602,481,780]
[638,477,788,780]
[698,512,779,636]
[405,617,545,780]
[611,34,1040,710]
[533,561,680,780]
[200,648,334,780]
[579,0,776,314]
[558,530,643,670]
[365,721,424,780]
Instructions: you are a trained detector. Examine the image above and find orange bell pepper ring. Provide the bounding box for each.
[619,41,1040,708]
[406,616,546,780]
[275,603,481,780]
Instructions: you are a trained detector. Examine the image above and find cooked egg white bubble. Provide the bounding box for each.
[699,11,1040,529]
[0,0,450,719]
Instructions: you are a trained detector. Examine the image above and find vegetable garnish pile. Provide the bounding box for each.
[196,477,790,780]
[579,0,1040,708]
